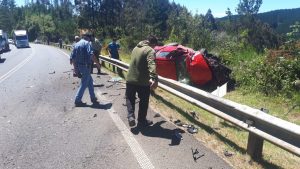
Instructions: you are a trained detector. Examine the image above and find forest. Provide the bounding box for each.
[0,0,300,104]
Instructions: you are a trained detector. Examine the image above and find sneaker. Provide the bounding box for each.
[128,117,136,127]
[91,97,99,104]
[137,119,153,127]
[75,101,87,107]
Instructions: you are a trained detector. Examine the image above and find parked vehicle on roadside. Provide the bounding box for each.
[13,30,29,48]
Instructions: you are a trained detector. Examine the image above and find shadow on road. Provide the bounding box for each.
[75,102,112,110]
[90,102,112,110]
[0,58,6,63]
[130,121,184,146]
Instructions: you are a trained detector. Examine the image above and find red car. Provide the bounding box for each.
[155,43,213,86]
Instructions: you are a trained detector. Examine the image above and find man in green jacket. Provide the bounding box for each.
[126,35,159,127]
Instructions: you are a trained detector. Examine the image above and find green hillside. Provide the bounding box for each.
[257,8,300,34]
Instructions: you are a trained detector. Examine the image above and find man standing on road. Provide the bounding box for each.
[91,35,102,74]
[70,33,101,107]
[107,37,120,72]
[70,35,81,77]
[126,35,159,127]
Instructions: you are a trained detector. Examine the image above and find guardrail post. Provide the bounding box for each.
[247,132,264,160]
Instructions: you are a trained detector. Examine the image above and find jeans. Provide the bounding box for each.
[75,64,96,102]
[126,83,150,122]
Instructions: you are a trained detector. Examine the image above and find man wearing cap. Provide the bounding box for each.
[126,35,159,127]
[70,33,101,107]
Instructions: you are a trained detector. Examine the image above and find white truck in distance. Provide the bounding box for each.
[13,30,29,48]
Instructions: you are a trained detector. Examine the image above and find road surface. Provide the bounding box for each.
[0,44,232,169]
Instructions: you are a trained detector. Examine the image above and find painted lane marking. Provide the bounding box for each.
[96,89,155,169]
[0,48,35,84]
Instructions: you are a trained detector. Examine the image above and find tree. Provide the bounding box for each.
[236,0,262,16]
[204,9,217,30]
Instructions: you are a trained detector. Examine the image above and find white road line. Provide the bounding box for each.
[60,50,70,59]
[0,48,35,84]
[96,89,155,169]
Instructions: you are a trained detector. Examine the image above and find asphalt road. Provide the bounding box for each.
[0,44,232,169]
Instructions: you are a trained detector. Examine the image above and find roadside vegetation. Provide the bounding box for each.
[2,0,299,168]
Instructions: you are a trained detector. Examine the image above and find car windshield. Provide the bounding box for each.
[16,35,27,40]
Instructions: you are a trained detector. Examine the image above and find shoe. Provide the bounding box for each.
[128,117,136,127]
[75,101,87,107]
[91,97,98,104]
[137,119,153,127]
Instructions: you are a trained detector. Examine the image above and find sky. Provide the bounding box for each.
[15,0,300,18]
[172,0,300,17]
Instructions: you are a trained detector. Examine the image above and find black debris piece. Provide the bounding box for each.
[154,113,161,118]
[224,150,234,157]
[174,119,183,126]
[191,148,205,162]
[190,111,199,119]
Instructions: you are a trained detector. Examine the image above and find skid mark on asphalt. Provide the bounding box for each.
[0,48,35,84]
[95,89,155,169]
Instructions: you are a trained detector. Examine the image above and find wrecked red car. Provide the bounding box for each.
[154,43,231,87]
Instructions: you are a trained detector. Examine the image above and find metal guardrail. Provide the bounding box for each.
[98,55,300,159]
[52,43,300,158]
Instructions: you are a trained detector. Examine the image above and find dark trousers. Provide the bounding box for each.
[126,83,150,122]
[91,50,101,73]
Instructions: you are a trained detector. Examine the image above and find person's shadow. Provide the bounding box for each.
[130,121,184,146]
[0,58,6,63]
[90,102,112,110]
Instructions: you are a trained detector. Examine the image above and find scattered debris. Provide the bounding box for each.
[93,114,97,118]
[106,84,114,88]
[94,84,104,87]
[190,111,199,119]
[101,92,108,95]
[117,87,126,90]
[49,71,55,74]
[108,77,123,82]
[191,148,205,162]
[224,150,234,157]
[109,93,121,97]
[153,113,161,118]
[174,119,183,126]
[187,125,198,134]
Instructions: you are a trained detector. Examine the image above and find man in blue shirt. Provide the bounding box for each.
[107,38,120,72]
[70,33,101,107]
